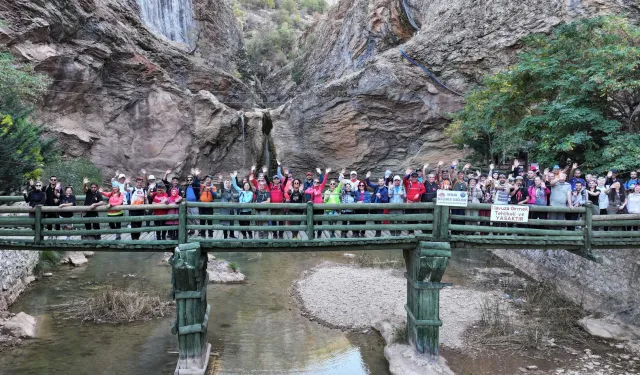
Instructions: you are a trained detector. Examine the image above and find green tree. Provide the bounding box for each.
[42,158,102,190]
[448,17,640,172]
[280,0,298,14]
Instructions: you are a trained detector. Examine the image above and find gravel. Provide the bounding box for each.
[295,263,500,348]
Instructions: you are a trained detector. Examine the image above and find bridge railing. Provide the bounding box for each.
[185,202,436,242]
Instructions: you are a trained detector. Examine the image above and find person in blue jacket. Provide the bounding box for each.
[353,180,372,238]
[183,169,201,236]
[365,171,389,237]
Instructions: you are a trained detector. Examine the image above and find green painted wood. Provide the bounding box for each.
[448,224,580,236]
[179,203,187,244]
[419,249,452,258]
[188,214,305,221]
[315,224,433,231]
[41,214,178,224]
[418,241,451,250]
[0,230,36,236]
[591,220,640,226]
[593,231,640,238]
[175,291,202,299]
[318,203,436,210]
[438,207,450,241]
[455,202,587,213]
[583,202,593,258]
[314,214,434,221]
[0,217,36,225]
[593,213,640,221]
[34,206,42,244]
[449,214,585,226]
[306,202,314,239]
[0,206,35,213]
[44,226,179,236]
[187,225,306,232]
[450,235,584,242]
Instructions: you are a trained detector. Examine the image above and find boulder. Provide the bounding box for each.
[1,312,37,338]
[60,252,88,267]
[207,260,246,284]
[578,315,640,341]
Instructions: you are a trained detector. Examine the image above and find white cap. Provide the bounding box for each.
[350,170,357,175]
[148,174,156,180]
[118,173,126,179]
[393,175,402,181]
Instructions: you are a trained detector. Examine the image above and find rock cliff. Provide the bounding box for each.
[0,0,265,177]
[1,0,639,177]
[266,0,639,173]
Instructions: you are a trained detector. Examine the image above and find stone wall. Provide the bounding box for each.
[0,250,39,311]
[493,249,640,325]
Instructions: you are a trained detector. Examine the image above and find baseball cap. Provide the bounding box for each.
[499,174,506,178]
[111,181,119,188]
[385,170,392,178]
[553,165,560,170]
[273,175,280,180]
[530,166,537,171]
[393,175,401,181]
[306,171,312,177]
[148,174,156,180]
[350,171,357,175]
[611,169,617,173]
[410,172,419,177]
[515,176,524,180]
[118,173,126,179]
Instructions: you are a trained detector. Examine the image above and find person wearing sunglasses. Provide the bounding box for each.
[365,171,389,237]
[323,178,343,238]
[287,179,306,239]
[184,169,202,237]
[304,168,331,238]
[24,180,46,240]
[218,173,237,239]
[58,186,77,240]
[353,181,372,238]
[82,178,105,240]
[231,171,255,239]
[43,175,62,237]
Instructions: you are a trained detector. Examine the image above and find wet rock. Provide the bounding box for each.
[578,315,640,341]
[207,260,246,284]
[343,253,356,258]
[1,312,37,338]
[43,273,53,277]
[60,252,88,267]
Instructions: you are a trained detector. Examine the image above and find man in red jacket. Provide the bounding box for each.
[403,170,426,235]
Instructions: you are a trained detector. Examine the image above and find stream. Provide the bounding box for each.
[0,248,494,375]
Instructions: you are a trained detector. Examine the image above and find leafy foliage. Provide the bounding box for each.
[0,51,56,192]
[448,17,640,173]
[246,22,297,80]
[42,158,103,191]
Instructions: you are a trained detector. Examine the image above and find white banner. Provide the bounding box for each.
[436,190,468,207]
[490,205,530,223]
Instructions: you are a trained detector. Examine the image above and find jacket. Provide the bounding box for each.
[365,178,389,203]
[402,178,426,203]
[304,175,327,204]
[199,184,218,202]
[24,190,46,208]
[527,185,550,205]
[184,176,201,202]
[323,181,343,205]
[354,190,372,203]
[388,184,406,204]
[101,191,125,215]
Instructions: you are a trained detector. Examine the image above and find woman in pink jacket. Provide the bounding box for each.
[304,168,330,238]
[100,182,126,240]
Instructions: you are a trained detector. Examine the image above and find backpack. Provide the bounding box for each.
[130,187,147,205]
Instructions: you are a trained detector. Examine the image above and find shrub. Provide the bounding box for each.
[42,158,102,191]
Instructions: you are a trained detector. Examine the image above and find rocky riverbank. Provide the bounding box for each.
[294,261,640,375]
[294,262,500,374]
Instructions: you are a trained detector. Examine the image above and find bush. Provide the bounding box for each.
[42,158,102,191]
[33,250,62,276]
[449,16,640,172]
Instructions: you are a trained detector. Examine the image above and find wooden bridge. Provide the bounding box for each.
[1,198,638,374]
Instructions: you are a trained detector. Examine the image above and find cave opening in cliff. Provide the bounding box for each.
[261,112,273,135]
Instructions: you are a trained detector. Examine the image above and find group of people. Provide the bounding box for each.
[22,159,640,240]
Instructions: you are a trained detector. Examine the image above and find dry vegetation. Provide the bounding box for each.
[473,281,588,350]
[52,285,172,324]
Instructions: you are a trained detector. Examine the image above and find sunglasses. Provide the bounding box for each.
[294,182,300,185]
[187,178,193,181]
[358,185,365,187]
[313,181,320,184]
[330,183,336,186]
[50,179,57,181]
[35,184,42,187]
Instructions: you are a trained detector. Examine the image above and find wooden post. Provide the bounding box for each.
[404,241,451,356]
[34,206,42,244]
[178,202,187,245]
[306,201,314,240]
[170,242,210,375]
[432,202,441,239]
[582,202,601,262]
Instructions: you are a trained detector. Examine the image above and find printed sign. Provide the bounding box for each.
[436,190,468,207]
[490,205,530,223]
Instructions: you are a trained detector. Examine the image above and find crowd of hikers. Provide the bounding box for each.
[22,159,640,240]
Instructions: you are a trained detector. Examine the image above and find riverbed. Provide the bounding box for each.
[0,247,496,375]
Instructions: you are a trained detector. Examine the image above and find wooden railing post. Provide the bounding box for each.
[438,204,450,240]
[405,241,452,356]
[170,242,210,374]
[582,202,600,262]
[34,206,42,244]
[178,202,187,245]
[306,201,314,240]
[432,200,441,239]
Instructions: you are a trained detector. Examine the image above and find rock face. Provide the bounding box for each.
[0,312,37,339]
[0,0,263,178]
[266,0,639,173]
[0,251,39,311]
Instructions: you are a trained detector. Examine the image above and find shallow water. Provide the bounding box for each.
[1,247,498,375]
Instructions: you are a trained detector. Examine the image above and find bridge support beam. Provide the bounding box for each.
[170,242,211,375]
[404,241,451,356]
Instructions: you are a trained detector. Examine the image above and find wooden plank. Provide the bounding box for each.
[449,214,585,226]
[44,226,179,236]
[315,224,433,231]
[448,224,581,236]
[306,202,314,240]
[34,206,42,244]
[314,214,434,222]
[41,214,178,224]
[188,214,305,221]
[593,213,640,221]
[178,203,187,244]
[0,230,36,236]
[0,217,35,225]
[187,225,306,232]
